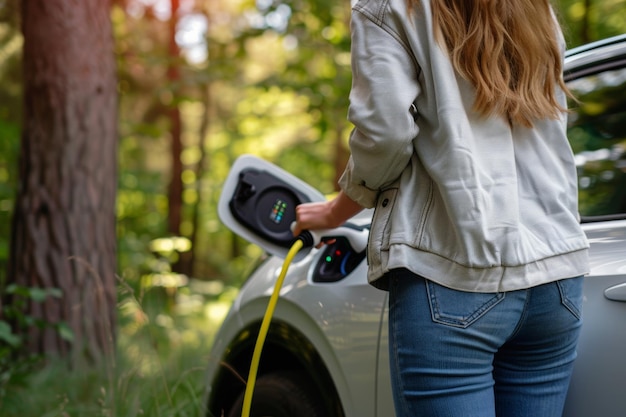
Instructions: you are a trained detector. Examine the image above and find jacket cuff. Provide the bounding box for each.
[338,157,378,208]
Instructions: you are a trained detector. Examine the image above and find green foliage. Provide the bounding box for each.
[0,278,235,416]
[0,0,22,287]
[0,284,74,405]
[556,0,626,46]
[0,284,73,347]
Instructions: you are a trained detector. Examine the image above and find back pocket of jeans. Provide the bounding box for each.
[557,276,584,320]
[426,280,505,328]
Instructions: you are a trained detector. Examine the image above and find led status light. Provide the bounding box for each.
[269,199,288,224]
[325,250,343,263]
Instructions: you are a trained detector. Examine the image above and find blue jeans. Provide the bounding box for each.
[388,269,583,417]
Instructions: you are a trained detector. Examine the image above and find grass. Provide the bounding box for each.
[0,280,237,417]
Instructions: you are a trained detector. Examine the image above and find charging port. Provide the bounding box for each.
[312,238,366,283]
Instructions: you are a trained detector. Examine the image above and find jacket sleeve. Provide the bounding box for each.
[339,8,421,208]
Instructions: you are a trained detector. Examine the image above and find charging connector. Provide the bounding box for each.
[219,155,370,416]
[218,155,326,262]
[295,230,316,248]
[240,238,303,417]
[239,225,368,417]
[292,222,369,253]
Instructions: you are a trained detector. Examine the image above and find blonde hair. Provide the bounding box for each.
[409,0,570,127]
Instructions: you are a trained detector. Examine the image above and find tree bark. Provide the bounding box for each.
[167,0,183,238]
[8,0,118,364]
[188,84,212,277]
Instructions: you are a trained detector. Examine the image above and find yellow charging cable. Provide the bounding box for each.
[241,238,304,417]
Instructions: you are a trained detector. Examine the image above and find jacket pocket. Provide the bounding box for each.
[367,187,399,268]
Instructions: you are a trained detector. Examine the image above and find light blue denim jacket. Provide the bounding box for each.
[338,0,590,292]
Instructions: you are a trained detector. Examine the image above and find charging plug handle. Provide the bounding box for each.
[294,223,369,253]
[296,230,316,248]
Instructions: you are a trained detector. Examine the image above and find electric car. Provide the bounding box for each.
[203,34,626,417]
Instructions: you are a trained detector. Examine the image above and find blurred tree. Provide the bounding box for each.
[111,0,209,282]
[4,0,118,364]
[166,0,190,275]
[0,0,21,286]
[167,0,184,239]
[242,0,353,189]
[557,0,626,47]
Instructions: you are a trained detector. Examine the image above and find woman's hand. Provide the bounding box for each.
[293,191,363,239]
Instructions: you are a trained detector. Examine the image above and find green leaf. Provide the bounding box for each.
[5,284,29,297]
[56,322,74,342]
[0,321,21,347]
[28,288,49,302]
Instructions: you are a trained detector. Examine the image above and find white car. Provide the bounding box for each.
[203,35,626,417]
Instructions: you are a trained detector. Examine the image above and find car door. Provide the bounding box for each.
[562,35,626,417]
[564,220,626,417]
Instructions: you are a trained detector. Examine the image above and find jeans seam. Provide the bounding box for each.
[505,288,532,342]
[389,275,413,417]
[557,279,583,320]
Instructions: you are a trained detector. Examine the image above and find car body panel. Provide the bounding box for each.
[583,220,626,276]
[205,251,386,417]
[563,220,626,417]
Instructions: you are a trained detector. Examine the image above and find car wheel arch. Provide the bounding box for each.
[206,319,346,417]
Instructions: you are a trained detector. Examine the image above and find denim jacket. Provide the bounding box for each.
[338,0,589,292]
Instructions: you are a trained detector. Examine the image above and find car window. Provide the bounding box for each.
[566,65,626,218]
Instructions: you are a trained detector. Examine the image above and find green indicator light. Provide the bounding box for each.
[325,256,332,263]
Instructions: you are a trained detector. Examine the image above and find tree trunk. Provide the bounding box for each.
[167,0,183,238]
[8,0,118,364]
[188,84,212,277]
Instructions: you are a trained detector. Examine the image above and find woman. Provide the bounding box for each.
[293,0,590,416]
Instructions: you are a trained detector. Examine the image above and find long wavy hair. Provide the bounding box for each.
[408,0,570,127]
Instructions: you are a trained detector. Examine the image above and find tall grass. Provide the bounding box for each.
[0,280,236,417]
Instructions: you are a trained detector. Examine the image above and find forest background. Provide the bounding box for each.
[0,0,625,415]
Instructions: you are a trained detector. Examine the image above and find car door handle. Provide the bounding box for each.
[604,283,626,302]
